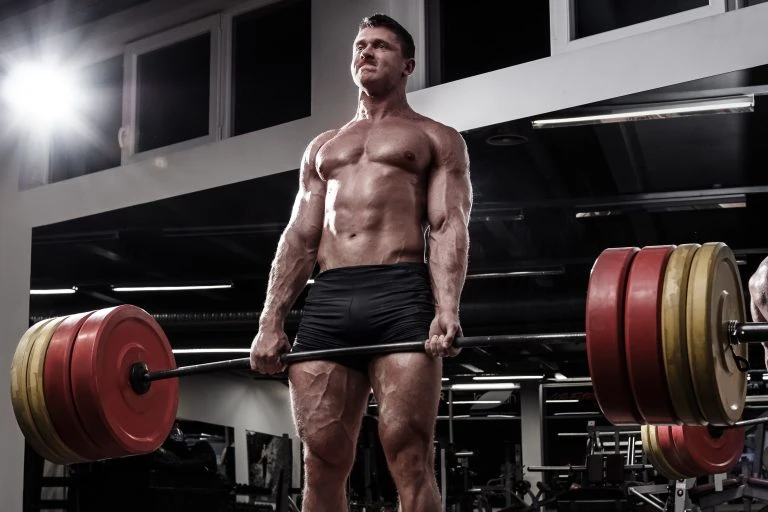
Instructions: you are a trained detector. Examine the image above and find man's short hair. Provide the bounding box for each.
[359,14,415,60]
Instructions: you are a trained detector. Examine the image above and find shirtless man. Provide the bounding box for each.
[249,13,472,512]
[749,258,768,367]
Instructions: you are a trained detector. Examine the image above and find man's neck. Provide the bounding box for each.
[355,88,411,120]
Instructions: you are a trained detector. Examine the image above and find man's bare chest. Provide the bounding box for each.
[315,124,432,179]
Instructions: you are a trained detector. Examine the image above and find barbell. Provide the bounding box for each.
[8,241,767,479]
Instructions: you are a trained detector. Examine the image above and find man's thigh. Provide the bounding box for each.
[288,360,371,447]
[369,353,442,441]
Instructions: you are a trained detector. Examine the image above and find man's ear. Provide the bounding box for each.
[403,58,416,76]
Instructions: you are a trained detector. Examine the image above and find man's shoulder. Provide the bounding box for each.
[413,114,460,138]
[414,115,465,150]
[303,128,340,159]
[309,128,341,147]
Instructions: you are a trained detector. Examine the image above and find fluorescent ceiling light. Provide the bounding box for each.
[554,372,567,380]
[451,383,520,391]
[172,348,249,354]
[532,95,754,129]
[441,377,450,381]
[473,375,544,381]
[545,377,592,383]
[30,287,77,295]
[546,399,579,404]
[466,269,563,279]
[451,400,501,405]
[112,283,232,292]
[575,210,619,218]
[460,364,484,373]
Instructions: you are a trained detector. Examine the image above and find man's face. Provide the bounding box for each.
[351,26,413,92]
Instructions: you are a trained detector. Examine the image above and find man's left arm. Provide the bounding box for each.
[424,125,473,358]
[748,258,768,368]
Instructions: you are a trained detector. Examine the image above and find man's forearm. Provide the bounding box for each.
[260,229,318,328]
[428,219,469,314]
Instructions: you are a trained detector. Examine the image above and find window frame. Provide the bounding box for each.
[120,14,223,164]
[46,51,128,185]
[40,46,128,186]
[549,0,728,55]
[424,0,443,87]
[219,0,287,140]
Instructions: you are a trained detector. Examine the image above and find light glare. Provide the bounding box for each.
[2,62,80,128]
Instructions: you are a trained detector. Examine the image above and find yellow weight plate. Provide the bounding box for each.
[9,318,68,464]
[640,425,659,468]
[686,242,747,425]
[661,243,707,425]
[27,316,86,464]
[647,424,686,480]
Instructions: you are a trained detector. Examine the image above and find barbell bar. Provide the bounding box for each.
[132,317,766,392]
[132,332,589,393]
[134,320,767,389]
[8,241,768,477]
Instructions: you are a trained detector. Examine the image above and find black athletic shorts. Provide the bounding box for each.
[291,262,435,374]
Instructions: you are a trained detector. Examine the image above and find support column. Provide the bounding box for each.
[520,382,544,490]
[0,201,32,512]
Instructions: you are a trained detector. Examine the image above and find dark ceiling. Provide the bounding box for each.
[27,63,768,409]
[0,0,151,28]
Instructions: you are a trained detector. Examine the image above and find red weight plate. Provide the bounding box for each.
[70,305,179,457]
[43,311,105,460]
[586,247,644,425]
[670,425,744,476]
[624,245,679,424]
[656,425,698,478]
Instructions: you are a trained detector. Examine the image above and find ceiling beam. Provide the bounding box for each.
[77,241,231,302]
[472,185,764,213]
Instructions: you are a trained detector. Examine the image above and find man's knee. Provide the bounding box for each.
[300,421,357,475]
[379,418,434,480]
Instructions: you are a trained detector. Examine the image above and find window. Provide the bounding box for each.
[426,0,551,86]
[223,0,311,137]
[30,0,316,185]
[573,0,708,39]
[48,56,124,183]
[135,33,212,152]
[123,15,221,161]
[550,0,727,54]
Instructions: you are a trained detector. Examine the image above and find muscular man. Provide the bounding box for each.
[249,13,472,512]
[749,257,768,367]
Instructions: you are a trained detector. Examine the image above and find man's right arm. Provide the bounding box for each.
[259,131,334,330]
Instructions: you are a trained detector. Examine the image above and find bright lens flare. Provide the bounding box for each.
[2,63,81,128]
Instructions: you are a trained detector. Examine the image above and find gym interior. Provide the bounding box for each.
[2,0,768,511]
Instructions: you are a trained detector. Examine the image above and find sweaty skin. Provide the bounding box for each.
[251,22,472,512]
[748,257,768,367]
